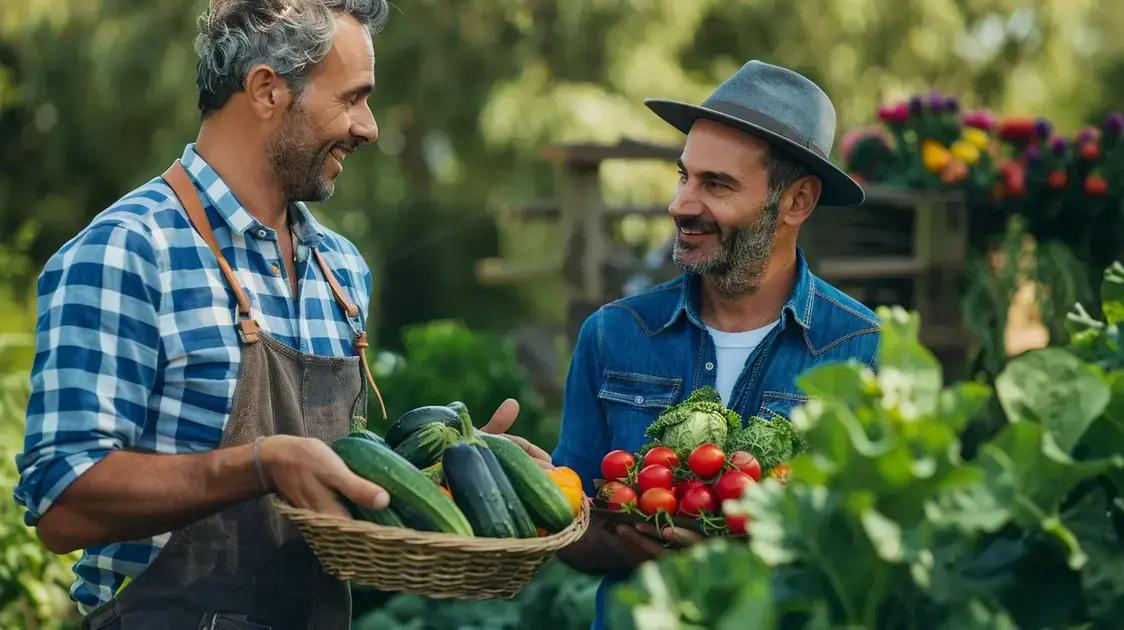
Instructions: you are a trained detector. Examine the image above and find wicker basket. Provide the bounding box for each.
[273,496,590,599]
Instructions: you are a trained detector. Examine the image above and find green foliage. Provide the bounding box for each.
[609,297,1124,629]
[724,415,807,475]
[0,338,81,628]
[353,559,597,630]
[372,320,551,447]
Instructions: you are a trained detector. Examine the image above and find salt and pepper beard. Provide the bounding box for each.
[672,196,782,299]
[266,99,352,204]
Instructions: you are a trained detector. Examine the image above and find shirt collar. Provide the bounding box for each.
[179,144,327,247]
[657,248,816,333]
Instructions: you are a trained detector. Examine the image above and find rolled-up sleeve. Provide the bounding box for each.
[552,309,610,497]
[14,221,162,525]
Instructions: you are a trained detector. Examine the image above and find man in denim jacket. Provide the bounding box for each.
[553,61,880,627]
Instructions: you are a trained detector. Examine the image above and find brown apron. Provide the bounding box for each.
[82,161,386,630]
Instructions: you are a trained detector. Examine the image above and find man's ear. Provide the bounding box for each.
[780,175,822,227]
[244,64,292,120]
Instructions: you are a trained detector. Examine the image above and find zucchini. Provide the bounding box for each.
[476,444,538,538]
[349,501,405,528]
[443,442,517,538]
[478,432,574,533]
[385,405,461,447]
[348,416,387,445]
[331,436,472,536]
[393,499,439,532]
[393,422,459,468]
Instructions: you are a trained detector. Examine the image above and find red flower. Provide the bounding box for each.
[996,117,1038,143]
[1079,142,1102,161]
[1047,169,1067,190]
[877,102,910,126]
[1086,174,1109,197]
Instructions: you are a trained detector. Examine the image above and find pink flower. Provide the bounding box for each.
[962,109,997,131]
[877,102,910,126]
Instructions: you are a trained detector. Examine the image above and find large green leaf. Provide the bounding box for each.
[608,539,774,630]
[874,306,942,421]
[995,348,1110,452]
[1100,261,1124,326]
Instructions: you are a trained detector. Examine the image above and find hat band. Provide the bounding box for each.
[705,99,826,158]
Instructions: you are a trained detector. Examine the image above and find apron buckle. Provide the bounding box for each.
[238,319,261,344]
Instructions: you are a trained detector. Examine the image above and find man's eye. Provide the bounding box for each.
[677,171,687,183]
[705,181,728,191]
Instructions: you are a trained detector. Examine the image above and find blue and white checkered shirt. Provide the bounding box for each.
[14,144,373,608]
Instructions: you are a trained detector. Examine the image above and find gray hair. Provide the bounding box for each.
[763,145,813,207]
[195,0,390,117]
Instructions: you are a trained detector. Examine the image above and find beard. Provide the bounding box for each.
[266,101,354,204]
[672,197,781,299]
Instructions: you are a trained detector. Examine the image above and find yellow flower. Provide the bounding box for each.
[961,127,991,150]
[950,140,981,165]
[922,140,952,173]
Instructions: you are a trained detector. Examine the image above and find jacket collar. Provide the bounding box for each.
[655,248,815,334]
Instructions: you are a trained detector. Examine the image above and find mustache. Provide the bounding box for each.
[674,217,721,233]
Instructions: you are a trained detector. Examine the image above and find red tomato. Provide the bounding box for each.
[729,451,762,481]
[674,477,708,499]
[678,486,718,518]
[636,465,674,494]
[713,470,756,501]
[642,446,681,469]
[607,486,637,511]
[638,488,677,516]
[688,444,725,479]
[726,513,749,535]
[600,450,635,481]
[597,480,627,502]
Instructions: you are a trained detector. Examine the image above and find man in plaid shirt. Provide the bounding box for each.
[13,1,546,626]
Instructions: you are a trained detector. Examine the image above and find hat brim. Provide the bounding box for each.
[645,99,865,207]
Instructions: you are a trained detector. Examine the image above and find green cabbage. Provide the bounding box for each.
[644,386,742,453]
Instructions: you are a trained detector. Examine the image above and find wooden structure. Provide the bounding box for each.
[477,139,970,378]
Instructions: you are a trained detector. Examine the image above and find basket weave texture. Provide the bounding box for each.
[274,496,590,599]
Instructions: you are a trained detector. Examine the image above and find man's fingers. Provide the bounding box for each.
[480,398,520,434]
[332,470,390,511]
[501,433,553,465]
[661,526,704,546]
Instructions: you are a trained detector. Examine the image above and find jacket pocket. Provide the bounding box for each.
[597,371,682,451]
[757,390,808,423]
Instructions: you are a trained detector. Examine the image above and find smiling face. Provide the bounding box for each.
[266,14,378,203]
[670,119,785,297]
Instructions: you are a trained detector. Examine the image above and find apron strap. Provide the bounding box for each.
[162,161,260,344]
[311,217,387,420]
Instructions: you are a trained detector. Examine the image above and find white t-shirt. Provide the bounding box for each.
[706,320,780,405]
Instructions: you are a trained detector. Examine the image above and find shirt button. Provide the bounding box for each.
[705,361,715,371]
[256,229,268,238]
[634,395,644,404]
[269,263,281,276]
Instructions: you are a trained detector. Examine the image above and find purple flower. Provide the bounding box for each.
[1050,137,1068,156]
[1035,117,1053,139]
[1077,128,1095,144]
[943,96,960,113]
[1105,112,1124,136]
[928,90,944,110]
[1026,144,1041,164]
[909,95,924,115]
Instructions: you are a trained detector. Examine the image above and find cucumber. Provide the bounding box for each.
[331,436,472,537]
[478,432,574,532]
[393,422,459,469]
[393,499,440,532]
[349,501,405,528]
[443,442,517,538]
[385,406,462,447]
[476,444,538,538]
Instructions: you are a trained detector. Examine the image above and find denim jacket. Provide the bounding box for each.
[552,249,880,628]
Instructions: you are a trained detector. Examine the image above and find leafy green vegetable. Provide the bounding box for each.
[724,414,807,474]
[644,386,741,454]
